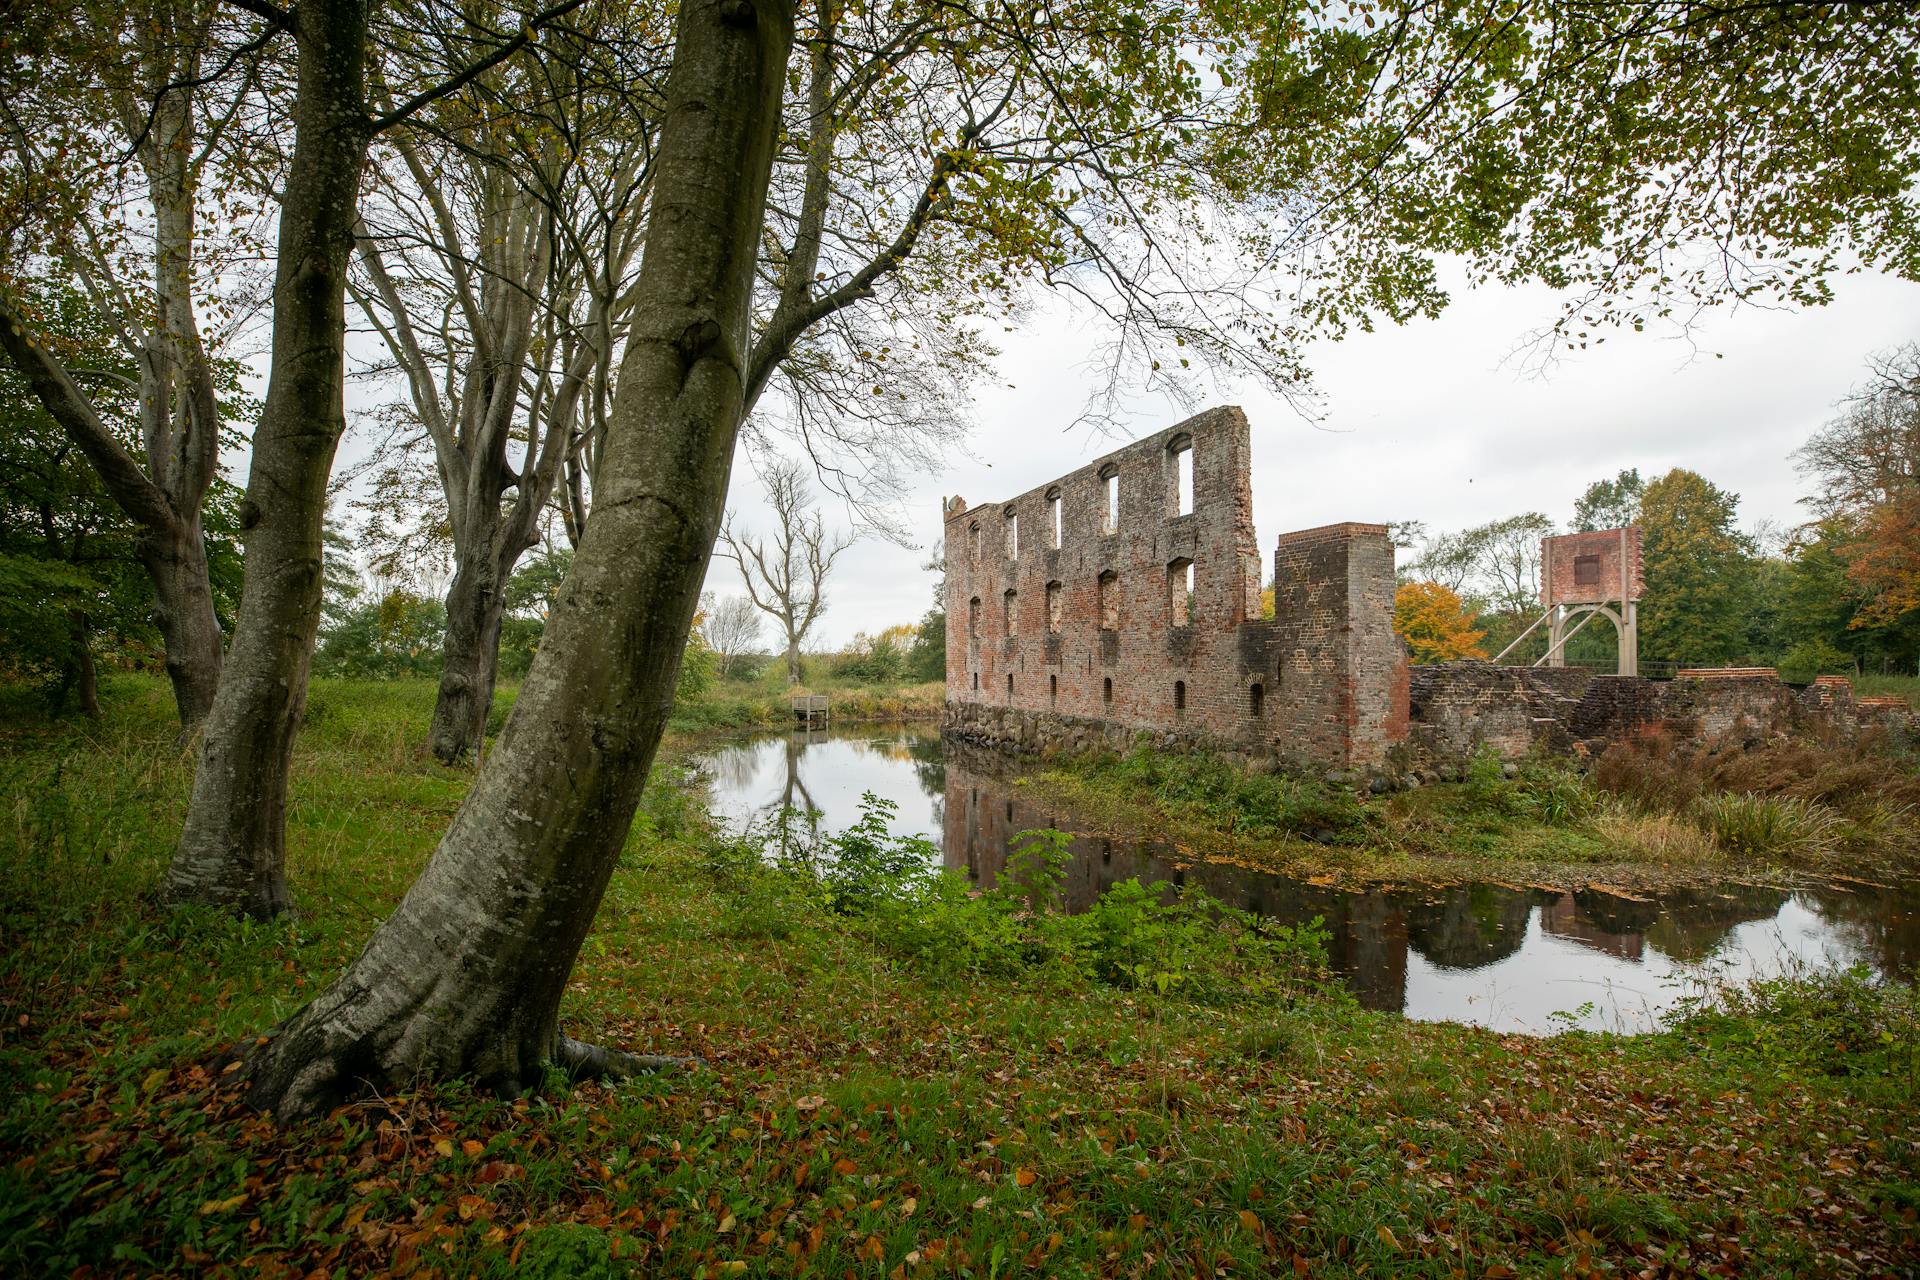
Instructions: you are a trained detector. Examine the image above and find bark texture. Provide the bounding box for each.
[243,0,794,1117]
[161,0,369,918]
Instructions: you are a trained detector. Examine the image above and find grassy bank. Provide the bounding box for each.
[1859,674,1920,708]
[669,669,943,734]
[2,680,1917,1276]
[299,669,939,745]
[1016,730,1920,889]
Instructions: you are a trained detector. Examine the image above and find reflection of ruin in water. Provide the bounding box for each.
[695,728,1917,1032]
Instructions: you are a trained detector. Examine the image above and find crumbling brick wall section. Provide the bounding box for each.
[942,407,1411,771]
[1407,664,1909,767]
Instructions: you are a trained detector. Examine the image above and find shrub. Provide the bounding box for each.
[1093,743,1372,842]
[1777,639,1854,685]
[695,795,1332,1004]
[1667,966,1919,1081]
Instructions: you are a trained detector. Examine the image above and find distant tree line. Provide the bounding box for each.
[1393,349,1920,678]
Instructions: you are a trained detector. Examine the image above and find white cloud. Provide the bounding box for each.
[745,267,1920,647]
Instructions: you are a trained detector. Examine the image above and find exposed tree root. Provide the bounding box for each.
[555,1033,705,1082]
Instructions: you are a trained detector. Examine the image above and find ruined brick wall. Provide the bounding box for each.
[1406,664,1906,767]
[943,407,1410,772]
[1260,524,1411,768]
[1541,526,1643,607]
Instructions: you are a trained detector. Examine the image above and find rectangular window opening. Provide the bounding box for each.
[1169,559,1195,627]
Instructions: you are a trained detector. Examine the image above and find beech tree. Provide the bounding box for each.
[348,2,666,762]
[0,0,275,730]
[216,0,1919,1107]
[243,0,793,1115]
[719,455,854,685]
[160,0,589,917]
[1638,468,1755,663]
[1795,347,1920,630]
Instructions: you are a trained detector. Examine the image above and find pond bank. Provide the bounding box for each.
[1010,732,1920,894]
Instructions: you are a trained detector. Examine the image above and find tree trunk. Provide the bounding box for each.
[58,611,100,719]
[786,638,802,685]
[243,0,793,1119]
[161,0,369,920]
[139,515,224,730]
[428,539,513,764]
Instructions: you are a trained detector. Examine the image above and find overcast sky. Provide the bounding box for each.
[711,266,1920,648]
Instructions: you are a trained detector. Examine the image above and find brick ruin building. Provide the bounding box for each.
[942,406,1910,777]
[942,406,1410,772]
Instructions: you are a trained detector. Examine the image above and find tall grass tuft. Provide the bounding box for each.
[1688,792,1841,859]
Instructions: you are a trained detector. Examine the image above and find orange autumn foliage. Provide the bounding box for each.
[1393,580,1487,663]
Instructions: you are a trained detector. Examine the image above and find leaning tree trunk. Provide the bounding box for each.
[427,533,516,764]
[161,0,368,919]
[243,0,793,1119]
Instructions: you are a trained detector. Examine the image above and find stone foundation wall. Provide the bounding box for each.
[1405,663,1908,767]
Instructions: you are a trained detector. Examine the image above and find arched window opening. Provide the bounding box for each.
[971,671,979,691]
[1100,466,1119,534]
[1102,677,1113,705]
[1045,581,1063,633]
[1168,558,1195,627]
[1049,673,1058,706]
[1047,488,1063,548]
[968,521,981,564]
[1004,507,1019,559]
[1006,673,1014,699]
[1174,680,1187,711]
[968,596,981,640]
[1097,570,1119,631]
[1168,435,1194,515]
[1249,682,1265,718]
[1003,588,1018,636]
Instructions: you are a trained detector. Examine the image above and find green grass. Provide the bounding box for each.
[1,677,1918,1276]
[1858,673,1920,709]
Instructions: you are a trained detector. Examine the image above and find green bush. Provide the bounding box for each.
[696,795,1332,1005]
[1450,745,1596,826]
[1088,743,1372,842]
[1667,966,1918,1080]
[1777,639,1855,685]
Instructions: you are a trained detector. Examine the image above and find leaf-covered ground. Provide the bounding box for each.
[2,678,1916,1277]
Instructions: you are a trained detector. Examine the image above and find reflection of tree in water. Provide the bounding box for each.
[905,731,945,799]
[1642,884,1790,963]
[701,742,763,796]
[1402,885,1541,970]
[1798,885,1920,979]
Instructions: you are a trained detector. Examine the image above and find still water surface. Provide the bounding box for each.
[694,724,1918,1035]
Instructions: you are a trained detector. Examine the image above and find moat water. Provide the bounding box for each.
[692,724,1919,1035]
